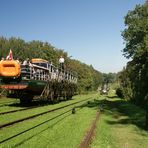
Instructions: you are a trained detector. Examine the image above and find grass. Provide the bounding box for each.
[0,93,97,125]
[1,92,148,147]
[22,107,96,148]
[91,114,118,148]
[0,97,18,107]
[91,92,148,148]
[0,93,98,147]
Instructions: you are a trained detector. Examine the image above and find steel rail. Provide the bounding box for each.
[0,106,40,115]
[0,99,89,144]
[0,97,93,129]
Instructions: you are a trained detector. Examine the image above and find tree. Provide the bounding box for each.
[0,36,103,94]
[122,3,148,59]
[121,2,148,106]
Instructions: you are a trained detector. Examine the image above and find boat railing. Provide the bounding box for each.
[20,64,77,83]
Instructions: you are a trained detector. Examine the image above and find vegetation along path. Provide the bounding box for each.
[91,92,148,148]
[0,93,148,147]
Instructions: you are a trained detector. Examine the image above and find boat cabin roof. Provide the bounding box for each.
[31,58,48,63]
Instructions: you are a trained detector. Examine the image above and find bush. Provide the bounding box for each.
[116,88,123,98]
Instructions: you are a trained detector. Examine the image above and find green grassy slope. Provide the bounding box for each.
[91,93,148,148]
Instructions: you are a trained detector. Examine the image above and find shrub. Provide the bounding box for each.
[116,88,123,98]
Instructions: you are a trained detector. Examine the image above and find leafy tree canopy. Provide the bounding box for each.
[0,36,107,93]
[122,3,148,59]
[118,2,148,107]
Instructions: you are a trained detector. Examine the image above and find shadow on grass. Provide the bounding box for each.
[13,113,71,148]
[8,98,74,107]
[0,109,72,146]
[78,98,146,130]
[8,100,54,107]
[0,99,19,107]
[107,95,119,99]
[106,99,145,130]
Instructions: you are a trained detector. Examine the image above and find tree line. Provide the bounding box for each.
[0,37,116,93]
[117,2,148,108]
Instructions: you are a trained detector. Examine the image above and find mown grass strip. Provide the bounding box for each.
[0,96,99,147]
[91,94,148,148]
[0,96,93,129]
[79,110,100,148]
[0,108,72,144]
[0,93,97,125]
[0,106,38,115]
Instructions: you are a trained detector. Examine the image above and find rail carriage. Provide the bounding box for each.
[0,58,77,103]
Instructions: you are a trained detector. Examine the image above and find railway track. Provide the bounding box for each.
[0,97,96,144]
[0,98,85,116]
[0,106,40,115]
[0,108,73,144]
[0,100,19,107]
[0,97,93,129]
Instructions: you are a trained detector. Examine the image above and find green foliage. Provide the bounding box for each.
[119,2,148,107]
[0,37,103,93]
[122,4,148,59]
[66,59,103,93]
[103,73,116,84]
[116,88,123,98]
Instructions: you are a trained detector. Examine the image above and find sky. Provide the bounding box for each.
[0,0,145,73]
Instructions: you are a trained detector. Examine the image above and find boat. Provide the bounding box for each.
[0,58,77,103]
